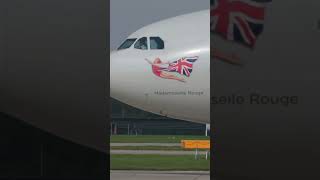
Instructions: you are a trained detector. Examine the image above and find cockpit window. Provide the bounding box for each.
[150,37,164,49]
[117,38,137,50]
[134,37,148,50]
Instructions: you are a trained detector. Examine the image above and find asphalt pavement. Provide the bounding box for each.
[110,150,209,155]
[111,143,181,146]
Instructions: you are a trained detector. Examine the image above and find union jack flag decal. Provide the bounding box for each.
[167,57,198,77]
[211,0,272,48]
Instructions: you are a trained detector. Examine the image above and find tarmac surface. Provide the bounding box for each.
[110,170,210,180]
[111,143,180,146]
[110,150,209,155]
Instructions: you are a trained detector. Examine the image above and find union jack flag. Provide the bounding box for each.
[211,0,272,47]
[166,57,198,77]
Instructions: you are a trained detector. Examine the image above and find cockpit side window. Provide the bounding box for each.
[134,37,148,50]
[117,38,137,50]
[150,37,164,50]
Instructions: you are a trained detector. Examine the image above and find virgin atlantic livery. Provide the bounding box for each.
[110,10,210,124]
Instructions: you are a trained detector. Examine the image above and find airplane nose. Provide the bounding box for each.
[110,50,151,108]
[110,51,143,104]
[110,51,122,99]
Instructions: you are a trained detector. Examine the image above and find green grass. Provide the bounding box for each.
[110,146,208,151]
[110,154,210,171]
[110,135,209,143]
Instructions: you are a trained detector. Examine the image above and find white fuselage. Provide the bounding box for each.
[110,10,210,124]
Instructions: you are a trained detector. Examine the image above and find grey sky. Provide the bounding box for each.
[110,0,208,50]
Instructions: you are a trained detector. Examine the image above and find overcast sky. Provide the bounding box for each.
[110,0,208,50]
